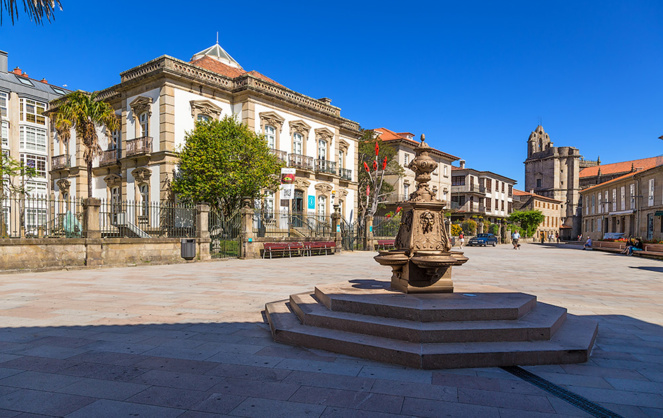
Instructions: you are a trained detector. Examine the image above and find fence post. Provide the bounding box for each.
[331,204,342,253]
[364,215,374,251]
[240,197,257,259]
[83,198,102,267]
[196,203,211,260]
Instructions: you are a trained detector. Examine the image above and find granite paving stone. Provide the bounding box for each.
[289,386,403,414]
[228,397,326,417]
[64,399,184,418]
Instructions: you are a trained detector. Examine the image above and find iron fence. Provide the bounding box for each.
[99,199,195,238]
[1,192,83,238]
[373,215,400,238]
[253,208,333,238]
[209,210,241,258]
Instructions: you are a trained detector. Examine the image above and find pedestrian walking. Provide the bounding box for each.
[512,231,521,250]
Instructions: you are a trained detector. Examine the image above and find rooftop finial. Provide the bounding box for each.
[216,31,219,44]
[420,134,425,144]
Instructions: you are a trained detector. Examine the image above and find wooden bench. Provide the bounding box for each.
[593,241,626,253]
[262,242,305,259]
[633,243,663,259]
[305,241,336,256]
[376,239,395,250]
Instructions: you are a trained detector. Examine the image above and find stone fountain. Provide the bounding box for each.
[265,135,598,369]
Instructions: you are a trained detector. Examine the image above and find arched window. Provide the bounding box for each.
[265,125,276,149]
[293,133,303,155]
[139,112,149,137]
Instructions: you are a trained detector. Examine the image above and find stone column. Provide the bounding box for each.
[364,215,374,251]
[240,198,257,259]
[196,203,211,260]
[332,204,342,253]
[82,198,102,266]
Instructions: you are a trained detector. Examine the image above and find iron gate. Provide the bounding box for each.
[341,218,363,251]
[209,210,241,258]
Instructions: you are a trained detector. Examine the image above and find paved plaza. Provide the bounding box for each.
[0,243,661,417]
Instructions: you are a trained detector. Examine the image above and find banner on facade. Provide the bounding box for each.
[280,168,296,200]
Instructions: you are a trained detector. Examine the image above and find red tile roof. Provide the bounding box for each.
[579,156,663,179]
[374,128,460,161]
[581,171,638,193]
[190,56,282,86]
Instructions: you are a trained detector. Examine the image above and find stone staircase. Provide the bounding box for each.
[265,281,598,369]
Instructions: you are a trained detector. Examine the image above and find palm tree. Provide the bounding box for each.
[1,0,62,24]
[53,91,118,199]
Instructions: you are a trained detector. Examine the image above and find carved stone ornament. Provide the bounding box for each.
[314,182,333,195]
[104,173,122,187]
[294,178,311,190]
[314,127,334,142]
[129,96,153,118]
[190,100,222,119]
[338,139,350,153]
[131,167,152,185]
[56,179,70,194]
[289,120,311,137]
[259,111,285,132]
[420,211,435,234]
[338,188,348,198]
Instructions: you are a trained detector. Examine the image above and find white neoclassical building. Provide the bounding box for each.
[50,43,361,223]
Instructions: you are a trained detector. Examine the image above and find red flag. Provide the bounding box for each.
[396,206,402,213]
[382,156,388,170]
[363,162,370,173]
[372,160,378,171]
[375,141,379,156]
[366,185,370,196]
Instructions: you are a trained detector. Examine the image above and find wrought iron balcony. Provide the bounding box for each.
[51,155,70,170]
[99,149,119,166]
[269,148,288,163]
[126,136,152,157]
[339,168,352,181]
[315,159,336,175]
[288,153,314,171]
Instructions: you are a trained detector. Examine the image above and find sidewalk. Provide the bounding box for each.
[0,243,661,416]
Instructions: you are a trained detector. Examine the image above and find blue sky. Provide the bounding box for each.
[2,0,662,187]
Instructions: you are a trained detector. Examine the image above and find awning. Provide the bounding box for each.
[608,210,634,216]
[655,211,663,216]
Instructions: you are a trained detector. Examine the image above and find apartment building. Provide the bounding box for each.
[512,189,563,240]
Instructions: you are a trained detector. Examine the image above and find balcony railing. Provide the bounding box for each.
[99,149,119,166]
[339,168,352,181]
[126,136,152,157]
[288,153,314,171]
[51,155,70,170]
[269,148,288,163]
[315,159,336,175]
[384,194,410,204]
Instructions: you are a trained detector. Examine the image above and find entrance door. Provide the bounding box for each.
[292,190,304,227]
[647,213,654,240]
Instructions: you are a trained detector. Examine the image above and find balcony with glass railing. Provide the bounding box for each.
[126,136,152,157]
[288,153,314,171]
[51,155,70,170]
[339,168,352,181]
[269,148,288,164]
[99,149,120,166]
[315,159,336,175]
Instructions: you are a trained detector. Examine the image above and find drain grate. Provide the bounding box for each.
[501,366,623,418]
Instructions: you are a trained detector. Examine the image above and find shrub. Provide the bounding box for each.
[461,219,477,235]
[450,224,462,236]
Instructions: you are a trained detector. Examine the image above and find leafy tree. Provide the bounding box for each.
[488,223,500,235]
[357,129,404,224]
[0,153,37,236]
[172,116,283,217]
[450,223,462,236]
[51,91,118,199]
[508,210,545,238]
[461,219,477,235]
[1,0,62,25]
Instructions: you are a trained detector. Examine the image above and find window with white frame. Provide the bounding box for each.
[197,114,211,122]
[444,165,448,176]
[318,139,327,160]
[604,190,609,212]
[404,153,409,166]
[293,133,303,155]
[0,92,8,119]
[25,181,47,196]
[317,195,327,218]
[404,183,409,199]
[110,186,120,223]
[264,125,276,149]
[139,112,149,137]
[19,126,47,153]
[1,121,8,149]
[591,195,595,215]
[139,184,149,217]
[597,193,602,213]
[649,179,655,206]
[20,154,47,178]
[338,150,344,170]
[264,191,274,219]
[19,98,46,125]
[620,186,625,211]
[630,184,635,209]
[612,189,617,212]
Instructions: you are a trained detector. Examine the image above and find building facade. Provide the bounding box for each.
[512,189,563,240]
[373,128,459,211]
[450,161,516,223]
[50,43,361,225]
[580,164,663,242]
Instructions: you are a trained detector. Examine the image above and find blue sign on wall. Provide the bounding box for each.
[308,196,315,210]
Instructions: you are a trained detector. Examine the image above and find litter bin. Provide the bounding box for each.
[181,238,196,260]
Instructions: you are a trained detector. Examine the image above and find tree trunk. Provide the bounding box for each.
[87,159,93,199]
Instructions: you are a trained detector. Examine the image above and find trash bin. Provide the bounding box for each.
[181,238,196,260]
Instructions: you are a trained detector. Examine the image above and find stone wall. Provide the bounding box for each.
[0,238,211,272]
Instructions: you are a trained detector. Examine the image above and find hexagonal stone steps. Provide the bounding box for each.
[265,281,598,369]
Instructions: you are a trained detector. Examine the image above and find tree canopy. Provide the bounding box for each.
[508,210,545,238]
[172,116,283,217]
[1,0,62,25]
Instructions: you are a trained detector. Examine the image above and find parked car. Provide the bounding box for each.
[467,233,498,247]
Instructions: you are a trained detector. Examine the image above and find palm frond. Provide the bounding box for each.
[1,0,63,25]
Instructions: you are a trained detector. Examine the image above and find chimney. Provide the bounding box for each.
[0,50,7,73]
[11,67,21,75]
[40,78,48,84]
[459,160,465,169]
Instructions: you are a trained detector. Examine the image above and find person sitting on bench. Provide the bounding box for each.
[623,238,643,256]
[583,237,592,250]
